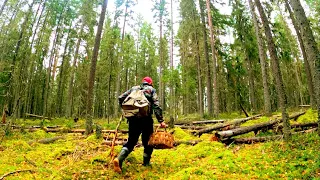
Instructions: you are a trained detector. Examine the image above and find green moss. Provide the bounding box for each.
[241,116,270,126]
[173,127,195,141]
[295,109,318,123]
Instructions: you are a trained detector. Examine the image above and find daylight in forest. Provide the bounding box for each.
[0,0,319,179]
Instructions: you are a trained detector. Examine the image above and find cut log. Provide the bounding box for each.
[230,127,318,144]
[173,140,202,146]
[215,112,308,140]
[175,125,208,130]
[191,120,225,125]
[25,113,52,120]
[215,119,281,139]
[193,114,262,136]
[44,128,129,134]
[276,122,318,130]
[101,140,203,147]
[298,105,310,107]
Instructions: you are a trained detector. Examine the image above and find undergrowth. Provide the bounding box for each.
[0,110,319,179]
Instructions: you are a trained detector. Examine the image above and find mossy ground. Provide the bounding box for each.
[0,110,319,179]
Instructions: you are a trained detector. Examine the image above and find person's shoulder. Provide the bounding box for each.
[145,85,156,93]
[131,85,140,90]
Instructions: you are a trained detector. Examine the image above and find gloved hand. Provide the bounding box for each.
[160,121,167,128]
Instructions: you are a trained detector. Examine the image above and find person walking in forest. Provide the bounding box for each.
[113,76,166,173]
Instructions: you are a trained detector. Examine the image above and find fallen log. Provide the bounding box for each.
[215,112,308,140]
[191,120,225,125]
[25,113,52,120]
[229,127,318,144]
[175,125,208,130]
[173,140,202,146]
[44,128,129,134]
[102,140,203,147]
[276,122,318,130]
[28,136,65,145]
[193,114,262,136]
[215,119,281,140]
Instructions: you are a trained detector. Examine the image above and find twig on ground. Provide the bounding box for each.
[24,155,37,167]
[0,169,35,180]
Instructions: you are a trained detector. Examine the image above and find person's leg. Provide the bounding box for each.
[114,118,141,173]
[141,117,154,166]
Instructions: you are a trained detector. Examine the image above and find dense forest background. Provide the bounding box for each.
[0,0,319,134]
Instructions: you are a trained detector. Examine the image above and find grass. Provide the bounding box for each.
[0,110,319,179]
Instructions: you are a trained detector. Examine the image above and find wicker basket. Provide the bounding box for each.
[148,127,174,149]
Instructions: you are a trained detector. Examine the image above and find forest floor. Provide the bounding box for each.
[0,109,319,180]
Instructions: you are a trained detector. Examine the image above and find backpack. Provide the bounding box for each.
[121,87,150,118]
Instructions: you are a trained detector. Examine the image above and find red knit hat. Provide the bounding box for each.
[142,76,153,85]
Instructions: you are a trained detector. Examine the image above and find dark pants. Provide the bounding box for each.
[124,116,154,157]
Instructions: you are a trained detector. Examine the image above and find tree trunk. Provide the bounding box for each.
[30,0,47,49]
[199,0,213,116]
[57,25,71,116]
[248,0,272,116]
[0,0,8,16]
[255,0,291,140]
[288,0,320,135]
[9,1,35,118]
[215,119,281,139]
[205,0,219,117]
[285,1,315,108]
[86,0,108,134]
[170,0,175,125]
[114,2,128,117]
[159,0,164,110]
[43,5,65,117]
[194,114,262,136]
[67,23,84,118]
[247,58,257,112]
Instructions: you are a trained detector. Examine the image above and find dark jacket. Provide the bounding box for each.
[118,83,164,123]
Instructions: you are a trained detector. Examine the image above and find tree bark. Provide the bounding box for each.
[43,5,65,117]
[199,0,213,117]
[114,1,128,117]
[169,0,175,125]
[255,0,291,140]
[215,111,306,139]
[67,23,84,118]
[285,1,315,108]
[215,119,281,139]
[57,25,72,116]
[194,114,262,136]
[86,0,108,134]
[0,0,8,16]
[288,0,320,135]
[205,0,219,117]
[229,128,317,144]
[248,0,272,116]
[159,0,165,110]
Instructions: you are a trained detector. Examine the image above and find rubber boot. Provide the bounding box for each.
[113,147,129,173]
[142,153,151,166]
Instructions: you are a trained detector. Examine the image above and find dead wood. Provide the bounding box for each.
[193,114,262,136]
[102,139,202,147]
[276,122,318,130]
[44,128,129,134]
[0,169,35,180]
[173,140,202,146]
[28,136,65,145]
[228,127,318,144]
[175,125,208,130]
[25,113,52,120]
[215,119,281,139]
[191,120,225,125]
